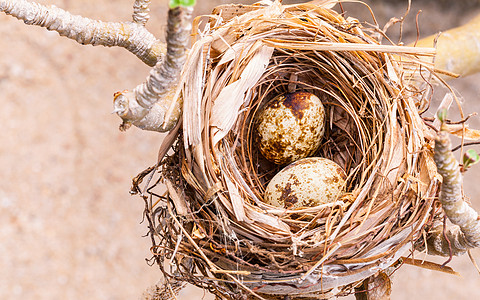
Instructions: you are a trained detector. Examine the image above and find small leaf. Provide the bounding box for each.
[443,125,480,141]
[169,0,196,8]
[437,108,448,124]
[463,149,480,169]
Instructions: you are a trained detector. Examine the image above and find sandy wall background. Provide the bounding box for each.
[0,1,479,299]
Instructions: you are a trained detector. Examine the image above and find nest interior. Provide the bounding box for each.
[136,1,444,299]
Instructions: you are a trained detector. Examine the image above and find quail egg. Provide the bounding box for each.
[256,91,325,165]
[264,157,346,209]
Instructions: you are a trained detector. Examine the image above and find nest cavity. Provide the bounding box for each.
[136,2,441,299]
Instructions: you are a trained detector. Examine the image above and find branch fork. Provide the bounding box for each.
[1,0,193,132]
[113,5,193,132]
[0,0,165,66]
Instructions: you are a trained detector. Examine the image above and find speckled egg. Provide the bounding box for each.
[264,157,347,209]
[256,91,325,165]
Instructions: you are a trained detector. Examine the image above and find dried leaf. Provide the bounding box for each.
[224,175,247,222]
[211,4,260,22]
[382,102,405,185]
[210,44,274,145]
[401,257,460,276]
[445,125,480,140]
[183,41,206,147]
[244,205,291,234]
[165,178,189,216]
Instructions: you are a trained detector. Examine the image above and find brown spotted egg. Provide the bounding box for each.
[264,157,346,209]
[256,91,325,165]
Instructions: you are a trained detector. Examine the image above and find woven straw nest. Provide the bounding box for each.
[136,1,444,299]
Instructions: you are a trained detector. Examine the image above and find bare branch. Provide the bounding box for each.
[114,6,193,132]
[135,6,192,109]
[427,130,480,256]
[132,0,151,25]
[416,14,480,78]
[114,89,182,132]
[0,0,165,66]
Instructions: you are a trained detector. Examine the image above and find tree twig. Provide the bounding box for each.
[133,0,151,25]
[114,5,193,132]
[0,0,165,66]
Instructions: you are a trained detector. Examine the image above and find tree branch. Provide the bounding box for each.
[114,6,193,132]
[427,129,480,256]
[132,0,151,25]
[134,6,192,109]
[0,0,165,66]
[416,14,480,78]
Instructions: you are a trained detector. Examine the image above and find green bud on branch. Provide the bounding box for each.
[169,0,196,9]
[463,149,480,170]
[437,108,448,124]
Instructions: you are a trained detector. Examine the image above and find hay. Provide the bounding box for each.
[134,1,444,299]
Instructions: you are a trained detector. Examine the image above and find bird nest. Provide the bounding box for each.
[134,1,443,299]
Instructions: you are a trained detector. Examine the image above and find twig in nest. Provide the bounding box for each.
[452,141,480,153]
[401,256,459,276]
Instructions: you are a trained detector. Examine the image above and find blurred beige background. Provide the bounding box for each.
[0,0,479,299]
